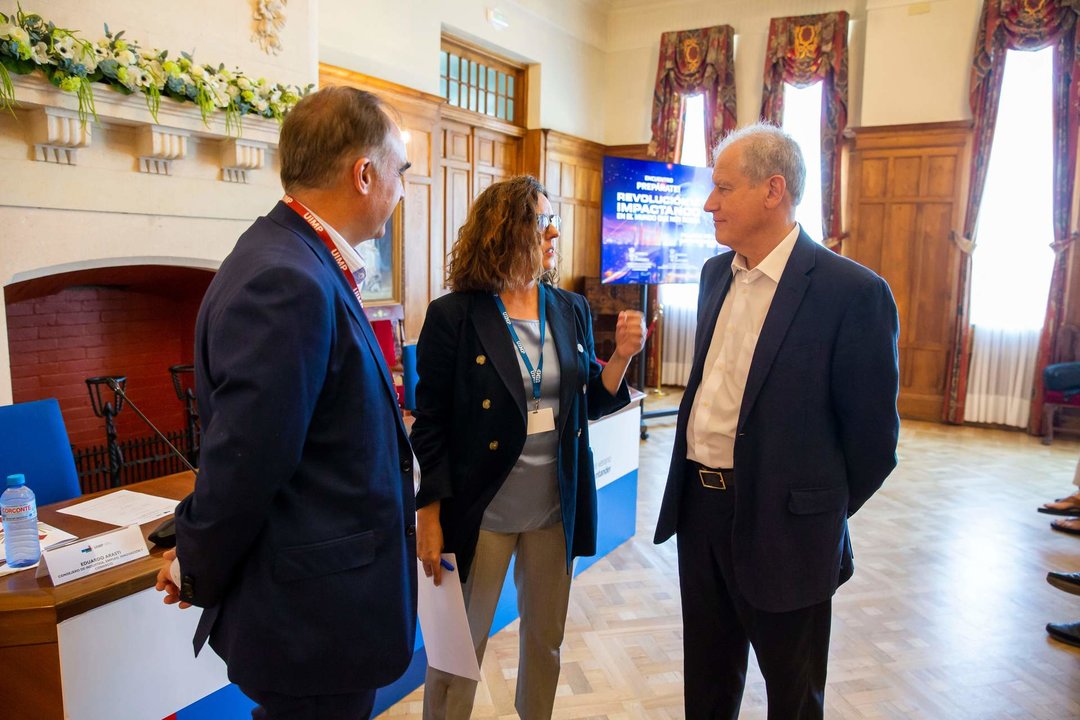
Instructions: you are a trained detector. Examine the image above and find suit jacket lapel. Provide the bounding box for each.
[544,288,577,437]
[267,203,402,418]
[471,294,529,421]
[737,232,816,430]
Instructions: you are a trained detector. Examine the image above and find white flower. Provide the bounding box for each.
[212,85,230,108]
[146,60,165,85]
[255,99,268,112]
[94,43,110,59]
[227,84,240,98]
[116,49,135,66]
[2,24,29,45]
[30,42,49,64]
[237,77,252,91]
[189,63,205,79]
[54,35,76,58]
[74,44,98,72]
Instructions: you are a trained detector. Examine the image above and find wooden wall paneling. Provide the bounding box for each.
[540,131,606,292]
[440,119,472,295]
[846,122,971,421]
[318,64,443,341]
[605,143,653,161]
[437,107,523,295]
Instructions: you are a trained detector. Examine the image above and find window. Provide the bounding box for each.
[781,82,824,241]
[969,47,1055,331]
[679,94,708,168]
[439,36,524,125]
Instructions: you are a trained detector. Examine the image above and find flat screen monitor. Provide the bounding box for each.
[600,156,722,285]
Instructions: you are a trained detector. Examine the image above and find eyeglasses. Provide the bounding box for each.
[536,214,562,233]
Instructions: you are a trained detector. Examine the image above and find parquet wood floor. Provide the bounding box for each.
[382,391,1080,719]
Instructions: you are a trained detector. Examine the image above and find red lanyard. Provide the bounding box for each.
[282,195,363,307]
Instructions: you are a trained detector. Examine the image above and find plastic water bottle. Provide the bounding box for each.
[2,474,41,568]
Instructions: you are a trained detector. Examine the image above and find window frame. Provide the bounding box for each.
[440,35,526,127]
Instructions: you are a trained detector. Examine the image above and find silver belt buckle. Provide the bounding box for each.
[698,468,727,490]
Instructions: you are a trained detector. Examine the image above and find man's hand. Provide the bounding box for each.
[155,548,192,609]
[416,502,445,586]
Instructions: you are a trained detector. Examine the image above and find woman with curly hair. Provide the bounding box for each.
[412,175,645,719]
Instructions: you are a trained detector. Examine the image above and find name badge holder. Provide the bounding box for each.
[494,286,555,435]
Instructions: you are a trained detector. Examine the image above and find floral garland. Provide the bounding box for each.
[0,5,312,133]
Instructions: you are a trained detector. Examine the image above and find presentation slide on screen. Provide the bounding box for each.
[600,156,721,285]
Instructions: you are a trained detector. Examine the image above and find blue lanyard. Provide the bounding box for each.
[493,284,546,410]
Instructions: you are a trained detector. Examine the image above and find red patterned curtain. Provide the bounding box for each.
[648,25,737,163]
[943,0,1080,430]
[760,12,849,250]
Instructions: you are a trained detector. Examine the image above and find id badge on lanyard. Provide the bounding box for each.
[494,286,555,435]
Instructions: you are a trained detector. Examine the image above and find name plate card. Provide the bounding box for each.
[36,525,150,586]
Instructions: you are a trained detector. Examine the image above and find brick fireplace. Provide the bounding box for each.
[5,266,213,450]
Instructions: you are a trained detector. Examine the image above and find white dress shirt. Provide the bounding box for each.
[686,223,801,469]
[306,208,367,286]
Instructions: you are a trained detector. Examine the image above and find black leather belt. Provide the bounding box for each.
[691,461,732,490]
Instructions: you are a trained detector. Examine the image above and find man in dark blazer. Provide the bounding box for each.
[155,87,418,719]
[654,124,900,720]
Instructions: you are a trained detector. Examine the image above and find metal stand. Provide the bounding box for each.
[639,286,679,440]
[86,375,126,488]
[652,302,666,397]
[170,364,199,468]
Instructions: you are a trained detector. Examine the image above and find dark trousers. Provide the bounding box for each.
[677,464,832,720]
[241,686,375,720]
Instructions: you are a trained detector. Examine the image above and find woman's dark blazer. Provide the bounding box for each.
[411,284,630,581]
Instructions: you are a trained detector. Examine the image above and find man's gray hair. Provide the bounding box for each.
[713,123,806,206]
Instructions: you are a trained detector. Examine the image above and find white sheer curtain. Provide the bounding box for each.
[964,329,1041,427]
[964,48,1056,428]
[658,95,709,386]
[660,284,698,385]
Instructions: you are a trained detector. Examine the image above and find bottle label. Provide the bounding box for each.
[2,503,36,520]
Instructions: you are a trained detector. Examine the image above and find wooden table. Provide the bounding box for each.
[0,472,195,720]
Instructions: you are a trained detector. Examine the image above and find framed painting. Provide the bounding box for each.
[357,202,403,304]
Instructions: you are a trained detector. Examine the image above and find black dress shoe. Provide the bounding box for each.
[1047,571,1080,596]
[1046,621,1080,648]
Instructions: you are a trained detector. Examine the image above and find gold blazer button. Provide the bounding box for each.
[482,399,491,409]
[476,354,487,365]
[489,440,499,450]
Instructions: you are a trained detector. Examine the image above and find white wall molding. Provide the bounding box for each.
[220,138,268,183]
[12,73,282,163]
[136,125,191,175]
[30,106,92,165]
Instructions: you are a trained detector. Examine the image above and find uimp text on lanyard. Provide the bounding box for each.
[281,194,364,308]
[493,284,546,412]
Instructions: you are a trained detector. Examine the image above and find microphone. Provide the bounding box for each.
[104,377,196,547]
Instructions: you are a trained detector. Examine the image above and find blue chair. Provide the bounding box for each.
[0,398,82,506]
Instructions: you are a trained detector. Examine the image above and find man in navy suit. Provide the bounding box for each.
[654,124,900,719]
[156,87,418,719]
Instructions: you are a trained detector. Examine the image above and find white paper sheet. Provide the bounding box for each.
[57,490,178,527]
[0,521,79,575]
[416,553,481,681]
